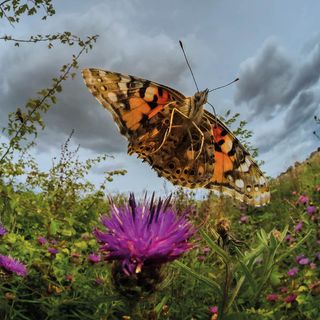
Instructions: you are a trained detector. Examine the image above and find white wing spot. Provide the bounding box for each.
[108,92,118,102]
[227,175,233,182]
[259,176,266,185]
[239,162,249,172]
[235,179,244,189]
[119,82,128,90]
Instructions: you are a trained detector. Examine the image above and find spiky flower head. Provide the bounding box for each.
[94,193,195,276]
[0,255,27,277]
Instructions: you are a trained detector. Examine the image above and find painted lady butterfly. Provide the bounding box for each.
[82,68,270,206]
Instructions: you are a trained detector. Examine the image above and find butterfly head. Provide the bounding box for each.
[194,89,209,107]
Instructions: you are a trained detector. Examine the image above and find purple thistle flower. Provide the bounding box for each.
[306,206,316,216]
[0,224,7,236]
[203,247,210,254]
[266,293,279,302]
[284,294,297,303]
[0,255,27,277]
[239,215,249,223]
[48,247,58,256]
[209,306,218,314]
[94,194,195,275]
[88,253,101,263]
[37,236,47,245]
[298,257,310,265]
[294,221,303,233]
[297,195,309,205]
[287,267,298,277]
[295,253,305,263]
[285,234,295,243]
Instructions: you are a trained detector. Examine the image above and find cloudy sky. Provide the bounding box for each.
[1,0,319,194]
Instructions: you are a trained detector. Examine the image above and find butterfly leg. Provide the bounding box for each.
[191,121,204,160]
[164,108,204,160]
[150,107,186,154]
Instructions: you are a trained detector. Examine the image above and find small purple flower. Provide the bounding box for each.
[0,255,27,277]
[295,254,305,263]
[37,236,47,245]
[299,257,310,265]
[0,224,7,236]
[310,262,316,269]
[315,252,320,260]
[209,306,218,314]
[266,293,278,302]
[50,239,57,245]
[284,294,297,303]
[94,194,195,275]
[306,206,316,216]
[48,247,58,256]
[239,215,249,223]
[287,267,298,277]
[297,195,309,205]
[203,247,210,254]
[285,234,295,243]
[294,221,303,233]
[88,253,101,263]
[197,255,205,262]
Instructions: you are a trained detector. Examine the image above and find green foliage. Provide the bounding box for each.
[0,0,55,24]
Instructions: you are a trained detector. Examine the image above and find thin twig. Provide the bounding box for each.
[0,0,11,7]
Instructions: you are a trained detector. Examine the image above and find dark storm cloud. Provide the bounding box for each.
[235,39,320,119]
[0,2,188,154]
[232,38,320,160]
[281,43,320,105]
[256,90,319,154]
[234,39,293,117]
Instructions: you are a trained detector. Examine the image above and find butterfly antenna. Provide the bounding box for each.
[179,40,199,92]
[208,78,239,93]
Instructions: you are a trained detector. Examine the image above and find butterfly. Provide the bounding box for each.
[82,68,270,206]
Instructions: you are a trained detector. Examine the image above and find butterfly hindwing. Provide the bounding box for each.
[203,110,270,206]
[133,113,216,186]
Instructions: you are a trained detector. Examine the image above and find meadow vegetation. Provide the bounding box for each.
[0,1,319,319]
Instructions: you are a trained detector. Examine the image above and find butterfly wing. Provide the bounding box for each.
[82,68,185,139]
[203,110,270,206]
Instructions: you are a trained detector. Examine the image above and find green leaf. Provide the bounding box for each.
[200,229,229,263]
[49,220,58,235]
[173,260,222,295]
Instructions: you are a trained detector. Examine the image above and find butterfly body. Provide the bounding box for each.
[82,68,270,206]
